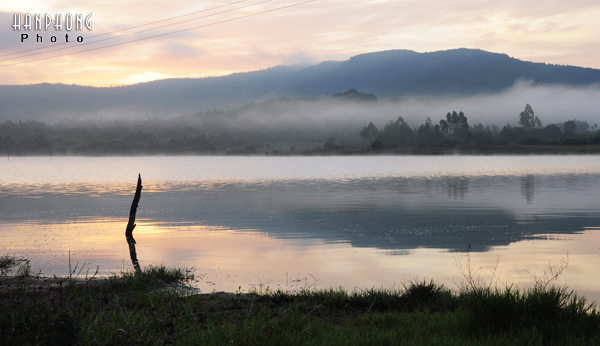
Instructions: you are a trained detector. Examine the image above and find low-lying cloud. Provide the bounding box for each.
[0,80,599,132]
[217,81,600,131]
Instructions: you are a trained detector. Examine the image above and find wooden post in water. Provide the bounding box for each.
[126,174,143,273]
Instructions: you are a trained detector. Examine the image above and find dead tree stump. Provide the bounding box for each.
[125,174,142,273]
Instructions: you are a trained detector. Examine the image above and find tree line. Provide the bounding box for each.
[1,99,599,156]
[358,104,600,151]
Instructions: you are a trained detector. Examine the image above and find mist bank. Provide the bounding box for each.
[1,80,600,128]
[202,81,600,130]
[1,86,599,156]
[2,48,600,123]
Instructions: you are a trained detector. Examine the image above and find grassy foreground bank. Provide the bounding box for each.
[1,257,599,345]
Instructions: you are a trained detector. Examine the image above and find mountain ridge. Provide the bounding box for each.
[1,48,600,122]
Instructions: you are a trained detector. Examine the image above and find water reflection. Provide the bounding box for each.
[1,173,599,253]
[521,175,535,204]
[1,156,600,298]
[4,218,600,302]
[446,176,469,199]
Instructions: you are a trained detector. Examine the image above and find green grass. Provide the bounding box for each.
[1,257,600,345]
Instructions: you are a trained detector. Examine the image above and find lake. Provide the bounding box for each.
[1,156,599,300]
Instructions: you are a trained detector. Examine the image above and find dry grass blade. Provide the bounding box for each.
[526,252,569,291]
[453,241,501,293]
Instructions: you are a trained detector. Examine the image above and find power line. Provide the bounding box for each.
[87,0,248,39]
[2,0,315,68]
[0,0,268,62]
[0,0,249,59]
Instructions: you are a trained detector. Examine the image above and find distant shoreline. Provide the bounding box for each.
[4,144,600,157]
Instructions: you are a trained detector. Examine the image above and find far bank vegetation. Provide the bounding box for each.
[1,91,599,156]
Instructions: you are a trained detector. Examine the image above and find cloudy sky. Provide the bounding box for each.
[1,0,599,86]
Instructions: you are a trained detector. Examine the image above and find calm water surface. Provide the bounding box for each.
[1,156,599,299]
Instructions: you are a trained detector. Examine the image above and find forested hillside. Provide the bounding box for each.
[2,48,600,122]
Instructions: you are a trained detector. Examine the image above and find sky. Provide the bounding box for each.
[1,0,600,87]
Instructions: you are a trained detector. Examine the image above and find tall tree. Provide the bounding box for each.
[379,116,415,147]
[417,117,444,147]
[360,126,370,141]
[444,111,469,134]
[440,111,470,140]
[360,122,379,141]
[518,104,542,130]
[563,120,577,136]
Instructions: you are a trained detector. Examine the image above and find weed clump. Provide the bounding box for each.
[105,264,195,292]
[452,244,600,344]
[0,257,195,346]
[0,255,32,277]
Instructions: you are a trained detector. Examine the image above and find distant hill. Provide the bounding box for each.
[1,48,600,122]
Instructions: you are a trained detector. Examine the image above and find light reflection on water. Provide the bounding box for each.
[1,156,599,300]
[2,155,599,186]
[3,218,600,301]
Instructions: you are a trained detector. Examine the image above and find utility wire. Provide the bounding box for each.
[0,0,249,59]
[0,0,269,62]
[1,0,315,67]
[87,0,248,38]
